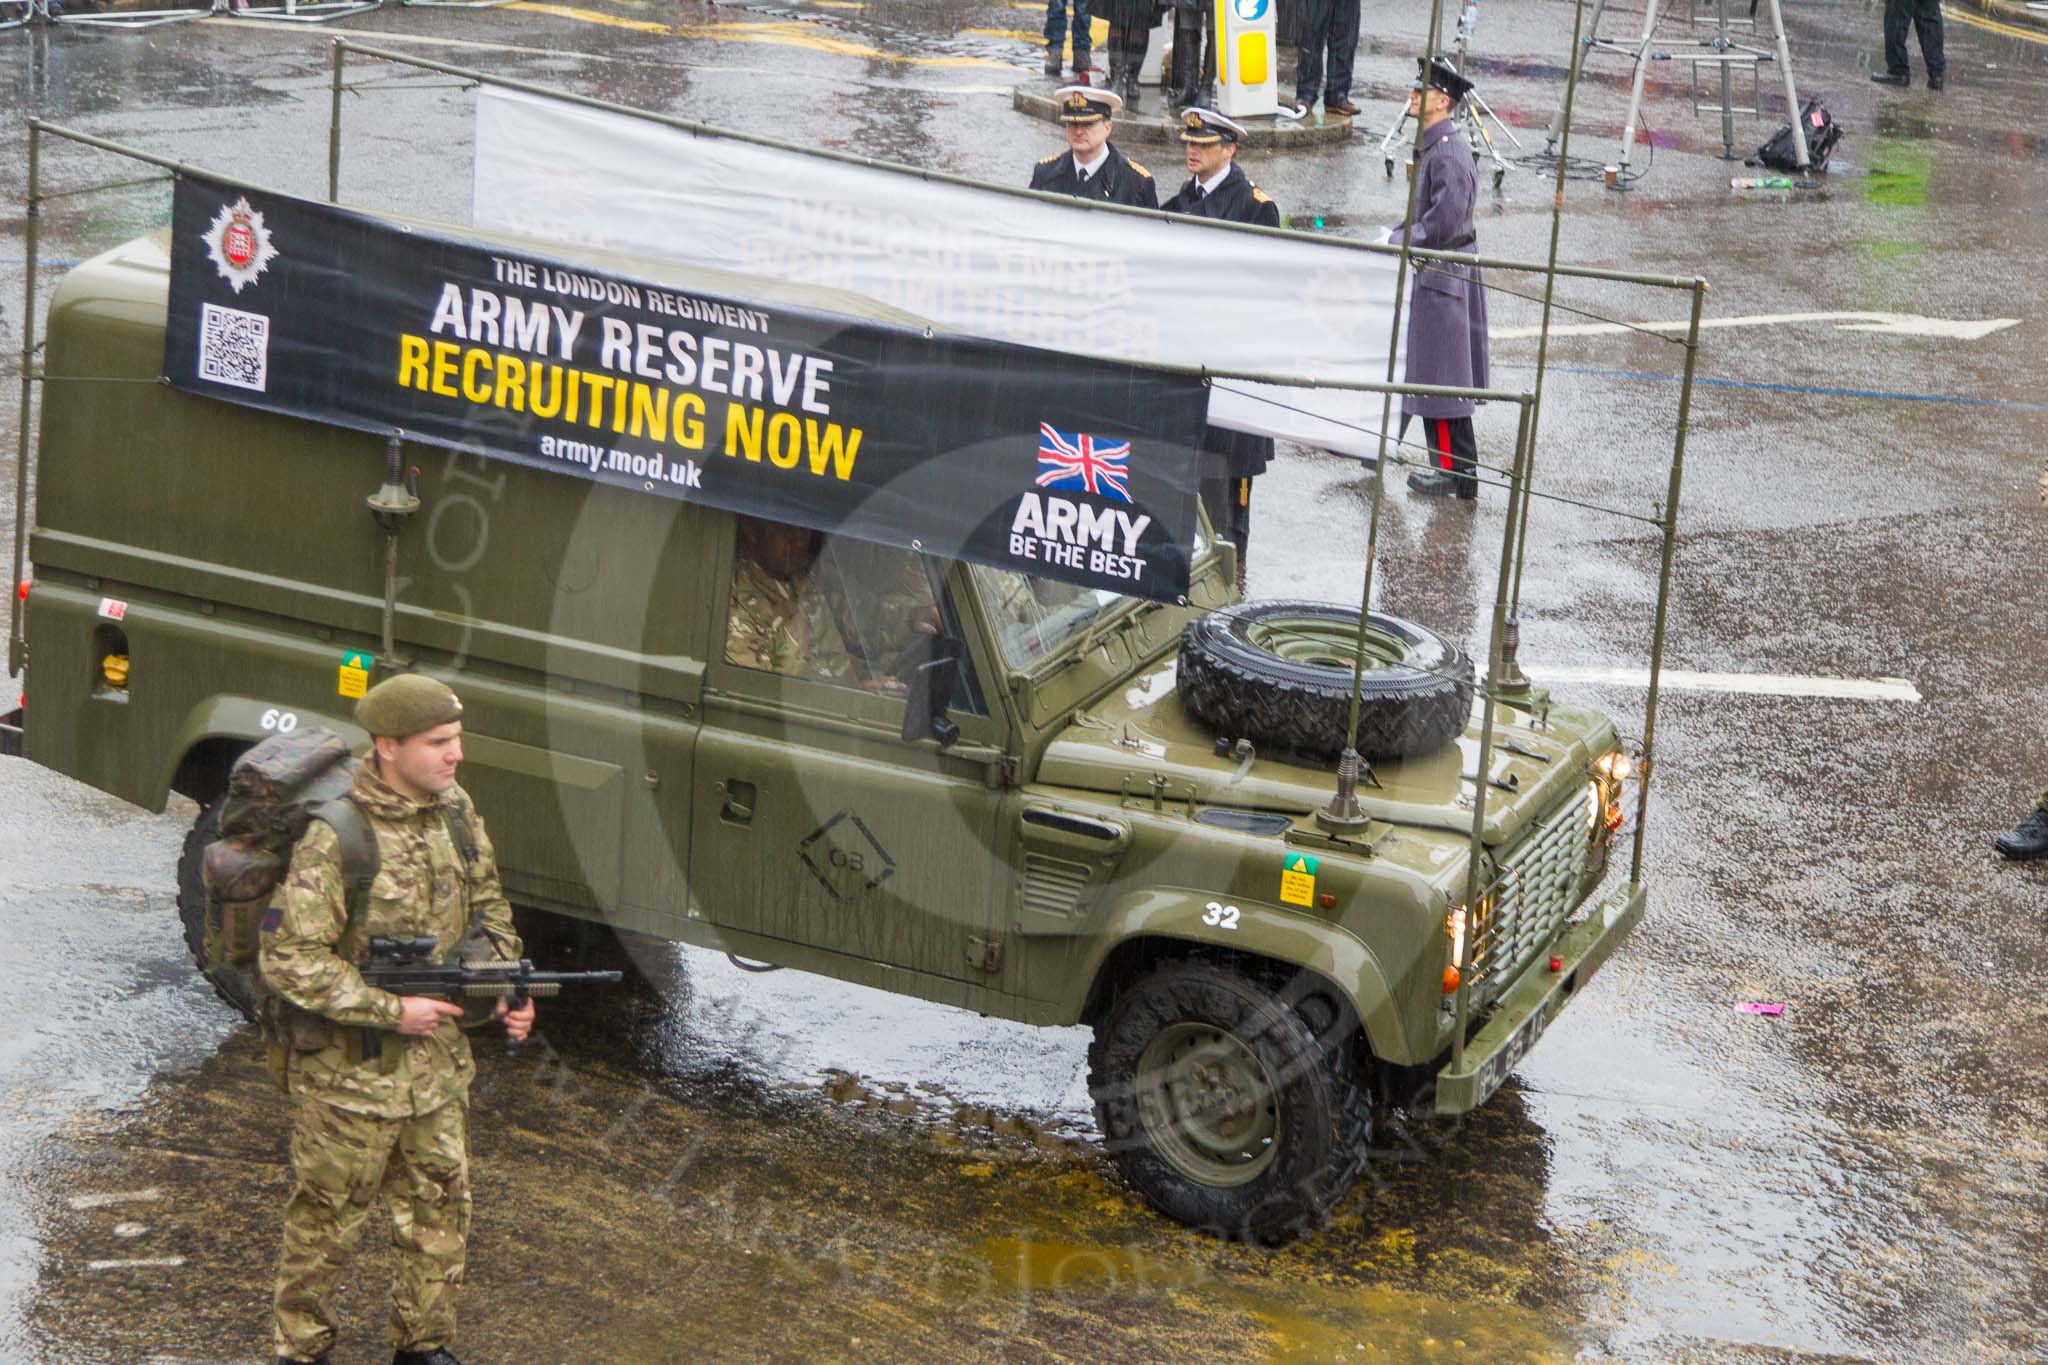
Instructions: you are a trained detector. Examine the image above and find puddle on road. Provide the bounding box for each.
[979,1235,1574,1361]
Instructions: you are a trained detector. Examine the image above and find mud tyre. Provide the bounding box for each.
[1178,600,1472,760]
[1088,960,1371,1243]
[176,797,263,1023]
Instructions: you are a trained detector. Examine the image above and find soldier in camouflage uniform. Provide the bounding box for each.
[724,517,847,681]
[260,674,528,1365]
[1994,790,2048,860]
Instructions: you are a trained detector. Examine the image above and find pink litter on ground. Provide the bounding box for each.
[1737,1002,1786,1016]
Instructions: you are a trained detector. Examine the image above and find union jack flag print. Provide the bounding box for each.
[1037,424,1133,504]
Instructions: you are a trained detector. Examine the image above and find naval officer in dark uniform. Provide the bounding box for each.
[1390,57,1490,500]
[1162,108,1280,581]
[1029,86,1159,209]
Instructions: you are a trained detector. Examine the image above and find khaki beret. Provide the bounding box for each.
[354,673,463,738]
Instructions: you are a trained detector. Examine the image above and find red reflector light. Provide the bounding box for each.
[14,578,27,602]
[1549,954,1563,973]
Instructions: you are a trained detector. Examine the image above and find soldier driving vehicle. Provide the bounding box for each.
[11,172,1650,1244]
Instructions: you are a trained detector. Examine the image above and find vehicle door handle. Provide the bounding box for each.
[720,778,757,824]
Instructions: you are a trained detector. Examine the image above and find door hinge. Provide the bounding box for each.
[965,935,1003,973]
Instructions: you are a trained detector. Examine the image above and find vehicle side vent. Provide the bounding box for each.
[1021,808,1122,841]
[1021,853,1094,918]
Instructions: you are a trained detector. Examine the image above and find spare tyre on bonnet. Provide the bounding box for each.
[1177,600,1474,760]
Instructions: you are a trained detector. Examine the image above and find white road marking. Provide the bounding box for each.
[113,1222,150,1239]
[1491,312,2020,342]
[67,1189,162,1211]
[86,1257,185,1272]
[1529,665,1921,703]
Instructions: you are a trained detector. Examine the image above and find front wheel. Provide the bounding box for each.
[1087,960,1371,1243]
[176,797,263,1023]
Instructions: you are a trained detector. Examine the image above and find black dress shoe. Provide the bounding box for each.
[393,1350,461,1365]
[1994,807,2048,861]
[277,1356,328,1365]
[1044,50,1061,77]
[1407,469,1472,500]
[1927,72,1945,90]
[1869,71,1909,86]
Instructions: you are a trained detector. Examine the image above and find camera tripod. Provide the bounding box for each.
[1377,0,1522,190]
[1539,0,1810,184]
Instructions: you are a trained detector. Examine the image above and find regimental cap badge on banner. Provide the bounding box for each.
[203,195,279,295]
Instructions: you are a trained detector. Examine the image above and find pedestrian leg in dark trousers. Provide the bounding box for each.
[1403,414,1478,500]
[1294,0,1333,108]
[1198,473,1253,586]
[1881,0,1944,83]
[1171,0,1214,105]
[1045,0,1093,76]
[1324,0,1360,106]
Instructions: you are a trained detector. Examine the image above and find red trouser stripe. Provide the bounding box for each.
[1435,418,1454,470]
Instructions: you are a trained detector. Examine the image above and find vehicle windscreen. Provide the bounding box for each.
[971,521,1212,669]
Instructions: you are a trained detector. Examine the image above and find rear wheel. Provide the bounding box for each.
[1087,959,1371,1243]
[176,797,262,1023]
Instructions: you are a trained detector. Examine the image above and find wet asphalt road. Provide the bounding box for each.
[4,0,2048,1360]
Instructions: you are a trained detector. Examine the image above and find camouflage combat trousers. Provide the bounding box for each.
[273,1094,470,1361]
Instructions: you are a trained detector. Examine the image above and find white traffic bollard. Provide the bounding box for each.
[1215,0,1279,119]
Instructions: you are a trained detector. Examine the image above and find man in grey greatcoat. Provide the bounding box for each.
[1389,57,1488,500]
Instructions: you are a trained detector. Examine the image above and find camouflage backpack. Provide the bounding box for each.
[199,728,379,1015]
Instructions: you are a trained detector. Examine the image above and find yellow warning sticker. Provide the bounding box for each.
[1279,853,1318,907]
[337,649,374,700]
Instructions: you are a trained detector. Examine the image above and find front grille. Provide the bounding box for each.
[1467,785,1596,1002]
[1020,853,1093,917]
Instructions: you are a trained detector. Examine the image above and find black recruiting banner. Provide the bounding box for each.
[163,175,1208,601]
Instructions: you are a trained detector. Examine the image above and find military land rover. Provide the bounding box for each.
[6,218,1645,1243]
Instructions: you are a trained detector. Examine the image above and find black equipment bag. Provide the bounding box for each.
[1749,98,1842,172]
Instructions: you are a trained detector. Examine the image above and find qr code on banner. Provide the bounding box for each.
[196,302,270,392]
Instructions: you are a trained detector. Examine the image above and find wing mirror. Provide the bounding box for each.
[900,635,963,748]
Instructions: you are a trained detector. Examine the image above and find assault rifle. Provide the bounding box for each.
[361,934,623,1053]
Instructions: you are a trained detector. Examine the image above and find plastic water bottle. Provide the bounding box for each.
[1731,176,1794,190]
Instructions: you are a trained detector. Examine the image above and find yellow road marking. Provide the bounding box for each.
[511,5,1015,65]
[964,17,1109,44]
[509,2,669,32]
[1943,3,2048,43]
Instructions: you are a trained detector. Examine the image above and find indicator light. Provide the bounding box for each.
[1442,966,1460,994]
[1549,954,1563,973]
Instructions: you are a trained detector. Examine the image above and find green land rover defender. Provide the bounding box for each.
[8,224,1646,1242]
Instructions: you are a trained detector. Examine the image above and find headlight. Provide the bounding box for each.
[1446,905,1467,966]
[1596,749,1634,783]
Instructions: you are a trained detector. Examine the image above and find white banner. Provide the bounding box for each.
[471,88,1402,455]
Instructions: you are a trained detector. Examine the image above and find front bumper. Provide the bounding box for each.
[1434,876,1647,1114]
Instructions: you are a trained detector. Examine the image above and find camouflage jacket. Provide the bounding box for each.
[725,557,852,682]
[259,762,521,1117]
